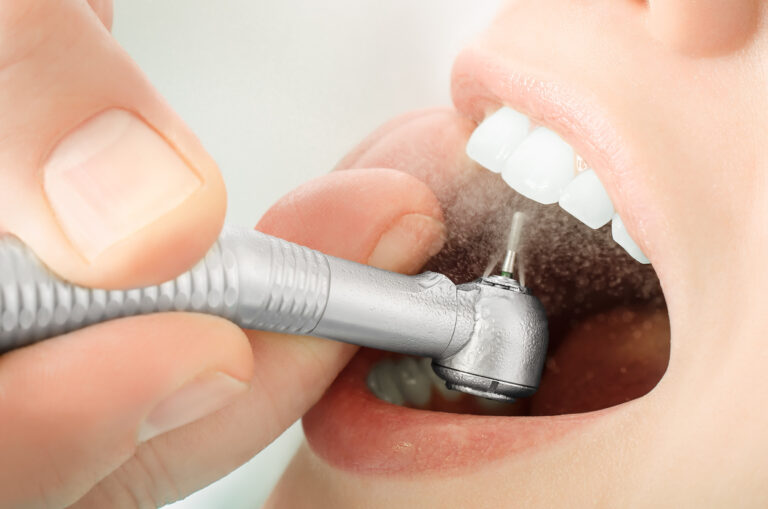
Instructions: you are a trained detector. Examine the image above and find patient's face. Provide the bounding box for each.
[267,1,768,506]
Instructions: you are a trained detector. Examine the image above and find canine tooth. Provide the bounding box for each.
[395,357,432,408]
[420,357,462,401]
[502,127,575,204]
[466,107,530,173]
[611,214,650,264]
[366,360,405,405]
[558,169,615,229]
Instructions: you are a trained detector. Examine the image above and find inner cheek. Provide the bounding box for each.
[531,307,670,416]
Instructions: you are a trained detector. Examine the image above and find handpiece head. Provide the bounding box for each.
[431,275,549,402]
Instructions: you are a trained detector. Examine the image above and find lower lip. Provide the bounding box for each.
[303,349,611,475]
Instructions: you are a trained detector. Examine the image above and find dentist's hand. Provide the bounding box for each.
[0,2,445,507]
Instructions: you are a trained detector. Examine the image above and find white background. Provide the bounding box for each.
[112,1,501,506]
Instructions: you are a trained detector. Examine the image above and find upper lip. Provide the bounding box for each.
[450,44,633,225]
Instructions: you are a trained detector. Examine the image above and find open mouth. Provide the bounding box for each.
[364,103,669,417]
[303,55,671,475]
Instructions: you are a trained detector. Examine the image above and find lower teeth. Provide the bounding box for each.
[366,356,497,410]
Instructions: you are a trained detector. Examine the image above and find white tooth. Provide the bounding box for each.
[611,214,650,264]
[466,107,530,173]
[502,127,575,204]
[420,357,462,401]
[366,367,384,398]
[558,169,615,229]
[395,357,432,408]
[366,360,405,405]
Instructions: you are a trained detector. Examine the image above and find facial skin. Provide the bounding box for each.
[267,1,768,507]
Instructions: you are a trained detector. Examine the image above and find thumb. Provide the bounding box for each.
[0,2,248,507]
[0,0,225,288]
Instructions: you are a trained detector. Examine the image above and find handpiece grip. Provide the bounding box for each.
[0,227,470,357]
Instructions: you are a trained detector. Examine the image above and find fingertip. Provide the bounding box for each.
[257,168,444,263]
[367,213,446,274]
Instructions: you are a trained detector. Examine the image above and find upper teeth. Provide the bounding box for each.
[466,107,649,264]
[559,169,614,229]
[502,126,575,205]
[465,107,530,172]
[611,214,649,264]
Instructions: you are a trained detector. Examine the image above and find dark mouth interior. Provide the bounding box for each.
[368,169,670,417]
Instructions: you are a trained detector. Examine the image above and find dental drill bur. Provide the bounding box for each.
[0,226,549,401]
[501,212,525,280]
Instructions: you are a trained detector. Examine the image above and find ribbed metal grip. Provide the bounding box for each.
[231,230,330,333]
[0,228,331,353]
[0,227,472,362]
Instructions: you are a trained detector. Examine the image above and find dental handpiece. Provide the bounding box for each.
[0,226,549,401]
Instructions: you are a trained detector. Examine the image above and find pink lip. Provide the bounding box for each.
[304,48,646,476]
[303,350,613,475]
[450,46,626,176]
[449,46,655,240]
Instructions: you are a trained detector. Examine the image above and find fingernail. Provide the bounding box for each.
[368,213,446,273]
[43,109,201,261]
[138,372,248,443]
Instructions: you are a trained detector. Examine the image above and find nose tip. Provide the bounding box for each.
[647,0,760,56]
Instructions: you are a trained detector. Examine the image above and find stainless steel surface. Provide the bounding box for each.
[432,275,549,401]
[0,227,549,399]
[312,261,471,358]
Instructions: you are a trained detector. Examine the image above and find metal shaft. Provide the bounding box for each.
[0,227,473,357]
